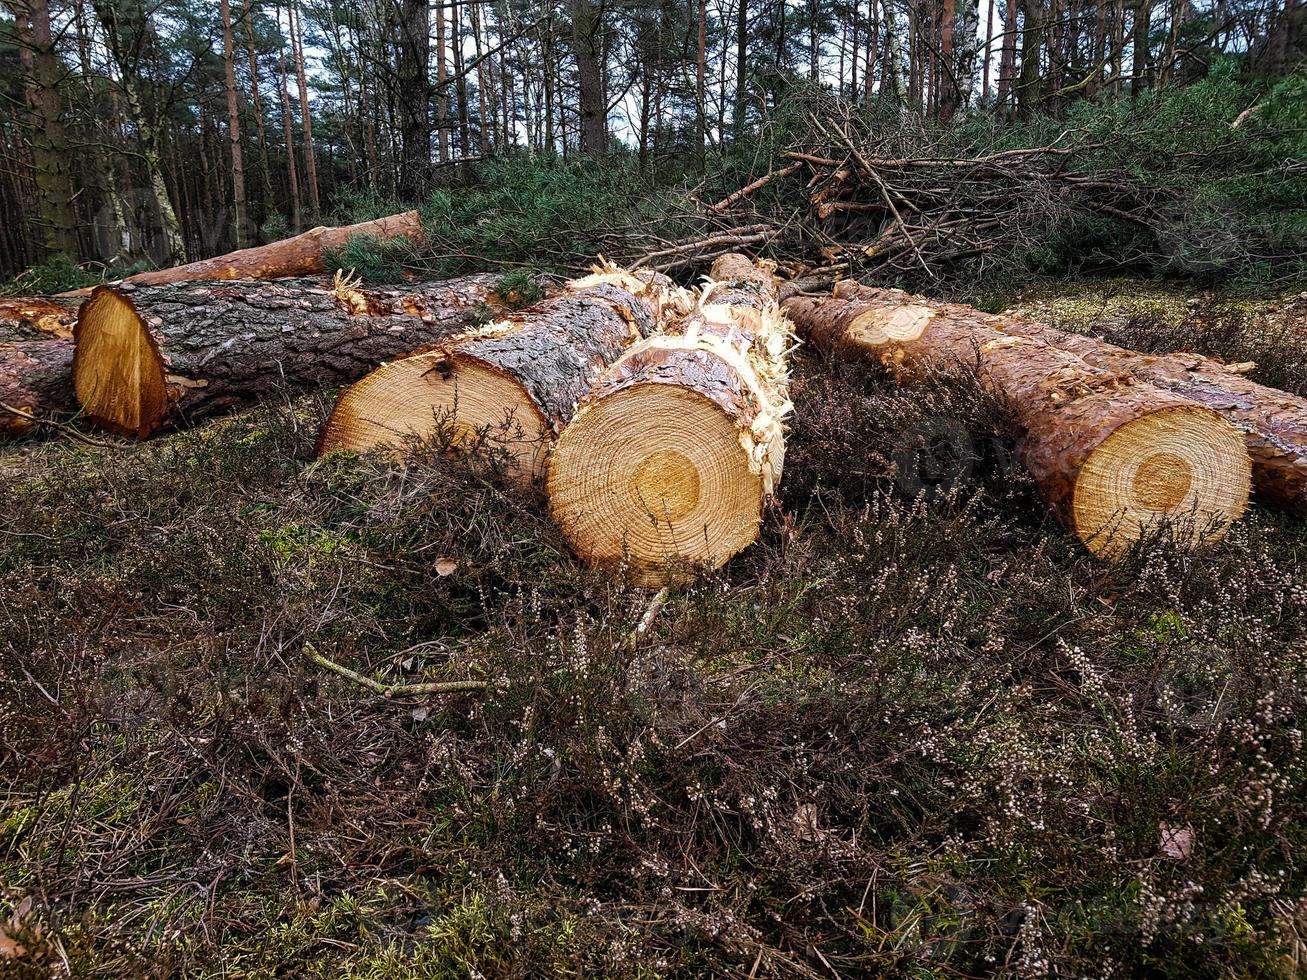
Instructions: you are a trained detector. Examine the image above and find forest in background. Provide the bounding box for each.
[0,0,1304,290]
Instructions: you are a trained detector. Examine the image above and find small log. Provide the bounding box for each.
[58,211,424,296]
[783,286,1252,557]
[548,253,793,586]
[71,274,502,437]
[317,266,685,487]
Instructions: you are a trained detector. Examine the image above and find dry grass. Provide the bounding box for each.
[1,295,1306,977]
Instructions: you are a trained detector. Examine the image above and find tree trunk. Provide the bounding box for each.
[735,0,749,133]
[290,0,321,217]
[436,0,450,164]
[997,0,1018,110]
[57,211,423,294]
[7,0,81,258]
[1016,0,1046,114]
[574,0,607,154]
[0,297,78,339]
[70,275,502,438]
[549,254,791,587]
[993,317,1307,513]
[243,0,276,227]
[318,267,682,486]
[277,0,304,232]
[782,285,1252,557]
[221,0,250,248]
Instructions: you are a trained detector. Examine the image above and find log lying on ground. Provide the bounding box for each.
[783,286,1252,557]
[58,211,424,296]
[831,282,1307,514]
[317,266,685,487]
[1,337,76,436]
[70,274,500,437]
[549,253,793,586]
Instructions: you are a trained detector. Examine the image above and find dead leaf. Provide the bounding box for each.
[1160,822,1195,861]
[435,558,458,577]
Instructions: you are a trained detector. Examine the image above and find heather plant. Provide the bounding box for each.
[3,302,1306,975]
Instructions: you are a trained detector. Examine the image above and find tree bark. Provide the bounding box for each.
[318,267,682,485]
[0,337,75,436]
[221,0,250,248]
[6,0,81,258]
[277,0,303,232]
[70,275,502,437]
[549,254,791,586]
[573,0,607,155]
[57,211,422,294]
[783,285,1252,557]
[290,0,321,217]
[243,0,276,226]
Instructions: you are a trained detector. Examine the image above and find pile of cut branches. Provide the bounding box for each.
[631,100,1291,289]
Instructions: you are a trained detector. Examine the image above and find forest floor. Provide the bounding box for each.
[2,278,1307,977]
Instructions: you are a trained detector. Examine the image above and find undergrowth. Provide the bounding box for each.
[2,299,1306,976]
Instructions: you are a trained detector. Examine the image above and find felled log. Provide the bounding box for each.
[70,274,501,437]
[830,282,1307,514]
[0,297,78,339]
[58,211,424,296]
[0,337,76,436]
[996,318,1307,512]
[548,253,793,586]
[783,286,1252,557]
[317,266,685,487]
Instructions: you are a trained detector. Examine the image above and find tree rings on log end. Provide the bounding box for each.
[316,350,551,487]
[547,384,763,588]
[1072,406,1251,557]
[72,286,171,437]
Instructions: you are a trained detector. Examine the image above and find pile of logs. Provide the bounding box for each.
[3,212,1305,582]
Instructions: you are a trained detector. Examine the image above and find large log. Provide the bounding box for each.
[316,266,686,487]
[70,274,501,437]
[57,211,424,296]
[783,286,1252,557]
[548,254,793,586]
[832,283,1307,514]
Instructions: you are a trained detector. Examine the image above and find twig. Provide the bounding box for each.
[706,164,802,213]
[0,402,120,448]
[303,643,488,696]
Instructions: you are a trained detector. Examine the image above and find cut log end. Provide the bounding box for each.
[315,349,550,486]
[1073,406,1251,557]
[72,287,171,437]
[547,384,763,587]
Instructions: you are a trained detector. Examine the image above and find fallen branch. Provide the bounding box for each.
[304,643,489,696]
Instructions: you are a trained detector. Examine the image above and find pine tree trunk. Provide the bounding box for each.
[0,336,75,435]
[70,275,502,437]
[243,0,276,227]
[277,1,303,231]
[318,268,682,486]
[221,0,249,248]
[574,0,607,155]
[7,0,81,258]
[782,285,1253,557]
[290,0,321,217]
[549,254,792,586]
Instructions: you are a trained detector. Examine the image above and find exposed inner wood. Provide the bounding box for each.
[548,253,791,585]
[316,267,682,485]
[72,287,171,437]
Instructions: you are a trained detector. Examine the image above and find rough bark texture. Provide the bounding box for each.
[783,285,1251,555]
[0,336,75,435]
[0,297,78,340]
[72,275,501,436]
